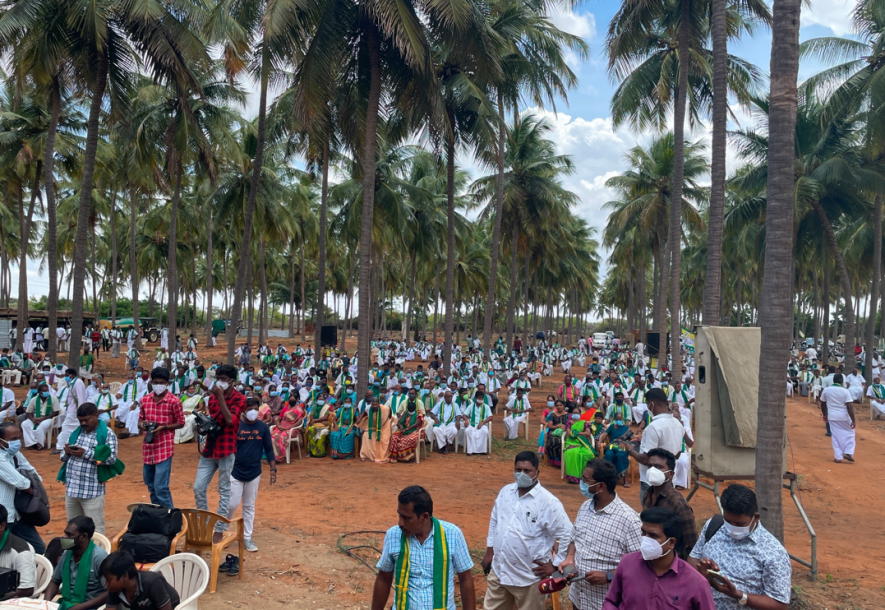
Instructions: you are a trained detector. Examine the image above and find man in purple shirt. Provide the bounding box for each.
[603,507,715,610]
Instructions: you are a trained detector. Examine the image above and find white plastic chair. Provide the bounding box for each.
[108,382,123,395]
[269,424,302,462]
[454,420,493,454]
[416,419,434,463]
[1,371,15,385]
[150,553,209,610]
[32,554,53,598]
[520,413,530,440]
[93,532,112,553]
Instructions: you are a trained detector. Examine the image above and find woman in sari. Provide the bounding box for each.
[545,400,570,467]
[563,417,599,483]
[329,397,358,459]
[262,384,284,419]
[388,402,425,462]
[272,398,305,460]
[599,417,635,487]
[305,395,332,457]
[175,384,205,444]
[537,394,556,455]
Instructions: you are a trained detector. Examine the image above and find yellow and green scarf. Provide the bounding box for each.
[394,518,449,610]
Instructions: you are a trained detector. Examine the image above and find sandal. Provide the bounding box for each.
[219,554,235,572]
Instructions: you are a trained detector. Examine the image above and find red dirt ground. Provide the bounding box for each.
[12,337,885,610]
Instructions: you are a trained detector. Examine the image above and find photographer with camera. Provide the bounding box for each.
[138,368,184,509]
[193,365,244,544]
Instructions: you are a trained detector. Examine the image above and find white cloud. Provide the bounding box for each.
[801,0,855,36]
[548,8,597,41]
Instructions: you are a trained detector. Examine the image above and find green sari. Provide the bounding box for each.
[564,420,597,483]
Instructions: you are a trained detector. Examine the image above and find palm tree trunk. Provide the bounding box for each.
[866,194,882,384]
[343,250,354,351]
[442,108,457,377]
[289,244,296,338]
[45,76,61,360]
[505,214,519,350]
[110,190,118,324]
[523,247,531,347]
[167,164,183,350]
[433,272,440,344]
[704,0,727,323]
[300,235,306,341]
[756,0,801,543]
[356,21,382,396]
[668,0,691,369]
[314,139,330,356]
[404,250,417,342]
[17,165,40,352]
[811,200,855,371]
[69,51,108,367]
[247,281,254,345]
[227,42,270,364]
[483,89,508,357]
[258,239,267,345]
[205,206,214,341]
[638,259,647,338]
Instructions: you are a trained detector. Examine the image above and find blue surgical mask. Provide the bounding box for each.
[41,392,50,399]
[615,419,624,426]
[4,440,21,456]
[579,480,599,499]
[270,391,279,397]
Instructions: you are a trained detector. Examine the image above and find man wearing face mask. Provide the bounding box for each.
[559,459,640,610]
[114,373,146,438]
[45,516,109,610]
[640,449,697,559]
[688,485,791,610]
[621,388,685,502]
[482,452,571,610]
[138,368,185,509]
[503,388,531,441]
[193,365,243,544]
[602,507,714,610]
[429,391,460,454]
[222,397,276,556]
[23,382,61,450]
[0,423,45,553]
[54,369,88,456]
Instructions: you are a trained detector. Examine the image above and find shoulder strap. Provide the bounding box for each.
[705,514,725,543]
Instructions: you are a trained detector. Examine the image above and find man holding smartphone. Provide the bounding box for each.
[139,368,185,508]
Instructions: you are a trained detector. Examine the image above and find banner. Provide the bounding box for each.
[681,327,696,353]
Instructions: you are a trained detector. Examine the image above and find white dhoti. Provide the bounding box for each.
[811,385,822,400]
[503,414,526,440]
[576,356,586,367]
[543,365,553,376]
[561,361,572,373]
[463,424,490,454]
[23,419,54,448]
[872,400,885,419]
[114,401,141,435]
[0,407,15,422]
[432,423,457,448]
[175,414,197,443]
[529,372,541,385]
[674,449,691,489]
[632,404,648,424]
[829,419,856,460]
[161,335,169,350]
[786,382,792,397]
[56,413,79,450]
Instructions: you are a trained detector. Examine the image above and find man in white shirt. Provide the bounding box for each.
[845,367,865,402]
[867,374,885,420]
[623,388,685,502]
[428,391,459,454]
[53,369,88,454]
[114,372,145,436]
[482,451,572,610]
[819,373,856,463]
[0,384,14,421]
[503,389,531,440]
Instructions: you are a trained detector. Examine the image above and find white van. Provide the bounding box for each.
[592,332,608,349]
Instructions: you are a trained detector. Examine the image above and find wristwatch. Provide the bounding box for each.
[738,591,748,606]
[605,571,613,583]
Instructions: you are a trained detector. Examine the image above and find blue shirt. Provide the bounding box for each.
[377,520,473,610]
[690,519,792,609]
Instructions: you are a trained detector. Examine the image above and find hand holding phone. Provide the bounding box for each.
[706,570,728,588]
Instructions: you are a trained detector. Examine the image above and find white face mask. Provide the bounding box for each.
[245,409,259,422]
[152,384,167,395]
[646,466,671,487]
[216,381,229,390]
[639,535,673,561]
[723,518,756,541]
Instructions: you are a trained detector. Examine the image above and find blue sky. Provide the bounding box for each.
[512,0,859,253]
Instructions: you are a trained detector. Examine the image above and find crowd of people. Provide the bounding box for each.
[0,327,849,610]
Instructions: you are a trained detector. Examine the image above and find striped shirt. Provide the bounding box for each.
[0,450,39,521]
[377,520,473,610]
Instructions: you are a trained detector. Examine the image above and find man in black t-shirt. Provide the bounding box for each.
[101,551,180,610]
[223,397,276,559]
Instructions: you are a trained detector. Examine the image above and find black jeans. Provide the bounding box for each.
[10,520,46,554]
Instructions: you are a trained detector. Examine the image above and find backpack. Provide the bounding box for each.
[12,457,50,526]
[705,514,725,543]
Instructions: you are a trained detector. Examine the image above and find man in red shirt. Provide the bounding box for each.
[139,368,185,508]
[193,364,244,543]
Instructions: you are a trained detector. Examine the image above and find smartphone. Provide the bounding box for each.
[707,570,728,587]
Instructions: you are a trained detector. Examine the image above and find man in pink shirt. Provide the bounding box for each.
[603,507,715,610]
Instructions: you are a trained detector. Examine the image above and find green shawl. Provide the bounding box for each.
[394,518,449,610]
[60,540,95,610]
[57,420,125,484]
